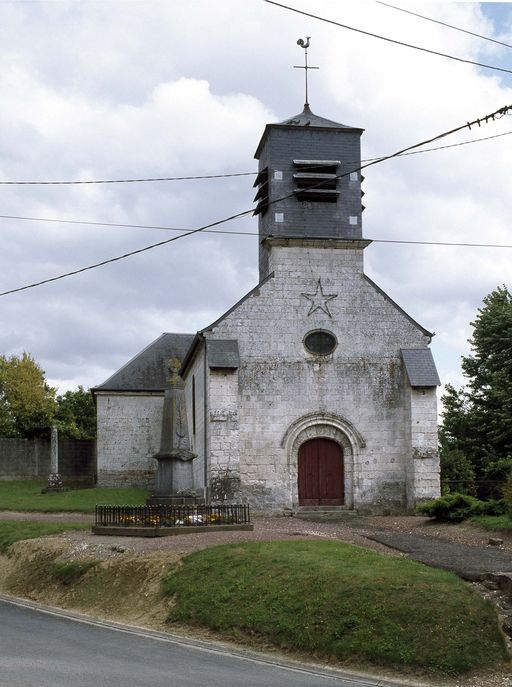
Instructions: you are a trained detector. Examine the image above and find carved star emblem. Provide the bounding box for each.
[301,279,337,318]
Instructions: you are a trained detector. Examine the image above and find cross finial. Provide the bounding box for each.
[294,37,319,108]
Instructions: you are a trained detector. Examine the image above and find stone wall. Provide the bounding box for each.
[96,392,162,488]
[208,369,241,502]
[184,345,206,493]
[0,437,95,485]
[409,387,441,505]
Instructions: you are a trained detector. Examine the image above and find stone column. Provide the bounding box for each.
[43,426,64,491]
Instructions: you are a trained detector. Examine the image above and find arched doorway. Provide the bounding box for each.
[298,437,344,506]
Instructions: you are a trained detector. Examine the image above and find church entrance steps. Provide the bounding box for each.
[293,507,358,522]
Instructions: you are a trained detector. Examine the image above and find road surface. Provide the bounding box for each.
[0,596,402,687]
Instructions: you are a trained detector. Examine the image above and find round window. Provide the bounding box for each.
[304,330,337,356]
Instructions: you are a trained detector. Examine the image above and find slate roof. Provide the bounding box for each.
[254,105,363,159]
[401,349,441,387]
[278,104,360,130]
[207,339,240,369]
[93,333,195,392]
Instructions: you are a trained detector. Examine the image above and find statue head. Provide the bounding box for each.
[167,357,182,382]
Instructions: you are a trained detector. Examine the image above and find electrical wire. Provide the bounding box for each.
[0,171,257,186]
[263,0,512,76]
[1,129,510,187]
[360,129,512,163]
[1,214,509,249]
[376,1,512,50]
[0,214,252,237]
[2,105,509,235]
[1,103,511,298]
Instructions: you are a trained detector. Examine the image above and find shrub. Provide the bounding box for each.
[480,499,507,516]
[502,473,512,513]
[417,493,486,522]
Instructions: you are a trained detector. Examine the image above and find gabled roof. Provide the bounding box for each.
[401,349,441,387]
[93,333,195,392]
[278,104,359,130]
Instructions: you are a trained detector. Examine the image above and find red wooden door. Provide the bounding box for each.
[298,438,344,506]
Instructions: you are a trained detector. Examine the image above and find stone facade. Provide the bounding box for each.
[193,239,438,513]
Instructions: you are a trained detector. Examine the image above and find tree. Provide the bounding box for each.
[55,386,96,439]
[440,286,512,493]
[0,352,57,437]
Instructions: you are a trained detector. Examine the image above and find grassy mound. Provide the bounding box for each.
[0,480,148,512]
[164,540,508,675]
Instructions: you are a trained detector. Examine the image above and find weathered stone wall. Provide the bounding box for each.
[96,392,162,488]
[208,369,241,502]
[0,437,95,484]
[409,387,441,505]
[184,346,206,493]
[0,438,49,478]
[203,241,439,513]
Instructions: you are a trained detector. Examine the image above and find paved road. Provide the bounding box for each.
[0,597,402,687]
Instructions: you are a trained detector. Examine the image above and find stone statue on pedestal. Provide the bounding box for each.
[147,358,198,505]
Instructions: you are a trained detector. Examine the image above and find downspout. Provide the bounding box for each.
[202,335,208,501]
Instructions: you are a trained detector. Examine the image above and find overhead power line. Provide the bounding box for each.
[0,171,257,186]
[1,129,510,186]
[361,129,512,163]
[376,1,512,50]
[1,213,511,249]
[263,0,512,76]
[0,102,511,298]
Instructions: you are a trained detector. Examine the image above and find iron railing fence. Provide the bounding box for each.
[441,480,504,500]
[95,504,251,528]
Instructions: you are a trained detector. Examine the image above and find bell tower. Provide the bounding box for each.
[254,104,365,280]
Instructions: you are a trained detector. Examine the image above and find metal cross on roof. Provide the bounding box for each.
[294,37,319,108]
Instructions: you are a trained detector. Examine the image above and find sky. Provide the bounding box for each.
[0,0,511,400]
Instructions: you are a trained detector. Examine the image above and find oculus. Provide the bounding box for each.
[304,330,337,356]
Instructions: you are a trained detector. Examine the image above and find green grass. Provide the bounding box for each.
[164,540,508,676]
[0,480,149,512]
[0,520,90,553]
[470,514,512,532]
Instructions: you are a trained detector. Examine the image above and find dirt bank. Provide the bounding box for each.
[0,537,180,630]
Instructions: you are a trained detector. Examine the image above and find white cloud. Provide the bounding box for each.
[0,0,510,395]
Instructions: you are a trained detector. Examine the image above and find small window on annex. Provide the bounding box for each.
[304,330,337,356]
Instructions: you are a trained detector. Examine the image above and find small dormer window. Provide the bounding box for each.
[293,159,340,203]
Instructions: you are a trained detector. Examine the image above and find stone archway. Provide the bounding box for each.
[281,412,365,509]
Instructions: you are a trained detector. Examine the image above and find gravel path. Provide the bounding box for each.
[2,510,511,568]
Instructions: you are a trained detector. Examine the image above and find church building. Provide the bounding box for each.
[93,102,441,514]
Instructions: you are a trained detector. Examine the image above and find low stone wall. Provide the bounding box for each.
[0,437,96,485]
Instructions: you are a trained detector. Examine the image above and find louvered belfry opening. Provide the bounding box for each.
[253,166,269,216]
[292,159,340,203]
